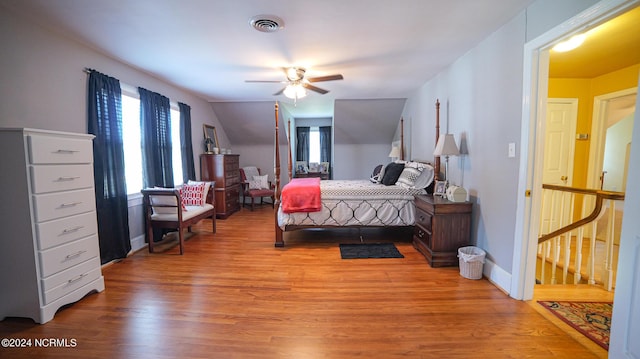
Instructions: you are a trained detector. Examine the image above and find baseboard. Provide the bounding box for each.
[130,234,146,253]
[483,258,512,295]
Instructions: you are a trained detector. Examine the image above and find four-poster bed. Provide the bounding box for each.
[272,100,442,247]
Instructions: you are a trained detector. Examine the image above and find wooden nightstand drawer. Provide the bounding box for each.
[415,208,431,232]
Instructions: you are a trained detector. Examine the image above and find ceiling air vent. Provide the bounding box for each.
[249,15,284,33]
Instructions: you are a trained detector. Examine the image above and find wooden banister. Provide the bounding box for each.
[538,184,624,244]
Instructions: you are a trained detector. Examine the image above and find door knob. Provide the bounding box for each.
[560,175,568,184]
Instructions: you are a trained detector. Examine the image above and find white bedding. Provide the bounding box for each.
[277,180,426,228]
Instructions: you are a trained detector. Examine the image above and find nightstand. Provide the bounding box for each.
[413,194,472,267]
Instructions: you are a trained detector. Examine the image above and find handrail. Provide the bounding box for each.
[538,184,624,244]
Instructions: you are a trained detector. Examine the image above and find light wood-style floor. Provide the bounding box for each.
[0,205,611,358]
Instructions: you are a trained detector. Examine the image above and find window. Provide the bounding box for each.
[121,91,184,195]
[309,127,320,164]
[121,93,143,195]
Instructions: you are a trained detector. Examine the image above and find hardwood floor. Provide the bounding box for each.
[0,206,605,358]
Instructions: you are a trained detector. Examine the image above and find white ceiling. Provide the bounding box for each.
[2,0,536,144]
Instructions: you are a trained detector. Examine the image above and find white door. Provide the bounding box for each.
[609,75,640,358]
[540,99,577,234]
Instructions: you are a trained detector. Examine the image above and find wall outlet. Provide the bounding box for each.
[508,142,516,158]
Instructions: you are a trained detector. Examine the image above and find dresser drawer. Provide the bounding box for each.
[28,134,93,164]
[415,208,431,232]
[32,188,96,222]
[30,164,94,193]
[39,235,100,278]
[41,256,101,305]
[414,226,431,248]
[36,212,98,250]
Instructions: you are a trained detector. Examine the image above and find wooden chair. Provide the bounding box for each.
[141,184,215,255]
[239,167,275,211]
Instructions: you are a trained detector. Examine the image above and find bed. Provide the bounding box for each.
[272,101,443,247]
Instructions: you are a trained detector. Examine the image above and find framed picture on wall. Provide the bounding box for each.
[434,180,447,197]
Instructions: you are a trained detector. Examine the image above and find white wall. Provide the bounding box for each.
[0,7,230,252]
[401,0,598,290]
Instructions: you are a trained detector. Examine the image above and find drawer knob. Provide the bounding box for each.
[419,215,425,222]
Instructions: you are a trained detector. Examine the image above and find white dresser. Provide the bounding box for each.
[0,128,105,324]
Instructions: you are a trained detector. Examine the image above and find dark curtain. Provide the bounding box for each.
[319,126,332,179]
[179,102,195,183]
[296,126,310,162]
[139,87,173,188]
[87,70,132,264]
[319,126,331,162]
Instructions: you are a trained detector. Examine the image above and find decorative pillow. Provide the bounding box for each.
[381,163,405,186]
[369,164,383,183]
[413,165,435,189]
[249,174,269,190]
[187,180,211,204]
[181,182,206,206]
[396,167,422,188]
[243,166,260,181]
[150,188,184,213]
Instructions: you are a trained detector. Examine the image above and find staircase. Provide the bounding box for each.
[536,184,624,291]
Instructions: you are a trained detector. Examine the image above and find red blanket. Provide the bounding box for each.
[281,178,322,213]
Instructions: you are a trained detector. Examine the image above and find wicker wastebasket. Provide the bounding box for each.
[458,246,486,280]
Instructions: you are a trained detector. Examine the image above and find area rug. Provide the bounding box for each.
[339,243,404,259]
[538,300,612,350]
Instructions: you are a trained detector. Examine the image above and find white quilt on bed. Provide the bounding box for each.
[277,180,426,228]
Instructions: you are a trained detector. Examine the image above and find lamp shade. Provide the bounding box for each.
[433,134,459,157]
[388,146,400,158]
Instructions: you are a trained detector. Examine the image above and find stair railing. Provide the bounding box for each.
[538,184,624,291]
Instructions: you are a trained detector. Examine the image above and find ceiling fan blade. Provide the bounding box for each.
[273,87,286,96]
[245,80,286,83]
[302,83,329,94]
[307,74,343,83]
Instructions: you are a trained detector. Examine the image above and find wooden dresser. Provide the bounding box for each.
[200,154,240,218]
[295,172,329,180]
[413,194,472,267]
[0,128,105,323]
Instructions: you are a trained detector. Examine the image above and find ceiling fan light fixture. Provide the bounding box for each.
[283,83,307,99]
[249,15,285,33]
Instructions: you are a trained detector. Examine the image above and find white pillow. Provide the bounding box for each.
[150,193,180,214]
[412,165,435,189]
[396,167,422,188]
[249,175,269,190]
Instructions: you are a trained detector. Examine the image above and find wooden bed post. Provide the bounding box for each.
[400,117,405,161]
[274,102,284,247]
[434,99,441,180]
[287,119,292,181]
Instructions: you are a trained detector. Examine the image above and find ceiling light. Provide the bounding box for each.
[552,34,586,52]
[283,83,307,100]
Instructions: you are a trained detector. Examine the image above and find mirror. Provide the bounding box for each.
[203,124,219,154]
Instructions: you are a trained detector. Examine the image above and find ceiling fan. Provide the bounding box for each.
[246,67,343,98]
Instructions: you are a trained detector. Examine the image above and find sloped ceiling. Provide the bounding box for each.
[1,0,536,146]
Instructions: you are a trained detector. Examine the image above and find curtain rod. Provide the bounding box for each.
[83,67,93,74]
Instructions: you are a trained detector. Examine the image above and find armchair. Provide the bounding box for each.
[239,166,275,211]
